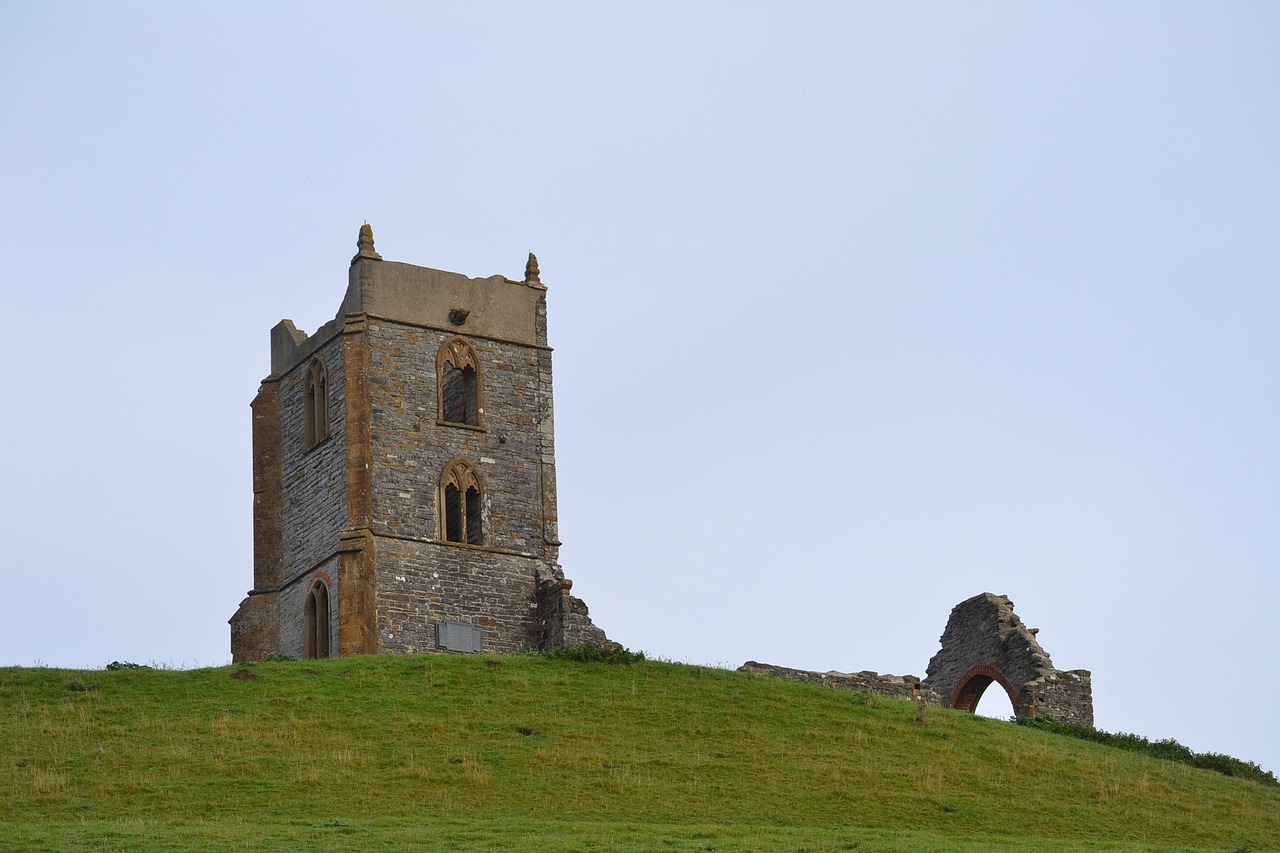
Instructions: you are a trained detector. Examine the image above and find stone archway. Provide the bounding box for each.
[924,593,1093,726]
[949,663,1023,717]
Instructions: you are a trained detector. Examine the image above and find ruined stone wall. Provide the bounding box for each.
[925,594,1049,702]
[1023,669,1094,726]
[924,593,1093,726]
[738,662,944,704]
[228,589,277,662]
[536,577,611,651]
[739,593,1093,726]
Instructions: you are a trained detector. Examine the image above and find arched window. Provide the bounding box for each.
[441,458,484,546]
[304,580,331,659]
[437,337,482,427]
[303,358,329,448]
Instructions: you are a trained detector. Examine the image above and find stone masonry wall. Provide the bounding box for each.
[533,299,560,551]
[232,325,348,661]
[230,380,283,662]
[276,336,348,591]
[536,577,611,650]
[278,558,339,658]
[358,315,583,653]
[740,593,1092,726]
[364,321,556,558]
[373,537,543,653]
[738,661,944,704]
[925,593,1050,701]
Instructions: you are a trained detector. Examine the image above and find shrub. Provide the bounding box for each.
[543,645,646,666]
[1015,716,1277,787]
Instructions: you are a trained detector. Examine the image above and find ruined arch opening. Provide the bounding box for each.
[304,580,331,659]
[950,665,1022,717]
[924,593,1093,726]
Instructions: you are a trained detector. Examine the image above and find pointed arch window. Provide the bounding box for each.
[303,358,330,449]
[437,337,482,428]
[441,458,485,546]
[304,580,331,659]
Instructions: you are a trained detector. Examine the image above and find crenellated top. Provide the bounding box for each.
[270,225,551,378]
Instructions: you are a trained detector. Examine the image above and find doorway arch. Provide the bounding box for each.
[949,664,1024,717]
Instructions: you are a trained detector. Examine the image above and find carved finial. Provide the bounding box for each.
[352,223,382,264]
[524,252,540,284]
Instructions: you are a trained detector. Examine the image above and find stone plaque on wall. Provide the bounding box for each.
[436,621,484,653]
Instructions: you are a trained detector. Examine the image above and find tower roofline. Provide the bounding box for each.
[270,226,549,377]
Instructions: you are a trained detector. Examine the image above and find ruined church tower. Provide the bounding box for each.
[230,226,610,661]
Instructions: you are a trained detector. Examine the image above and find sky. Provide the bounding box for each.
[2,2,1277,775]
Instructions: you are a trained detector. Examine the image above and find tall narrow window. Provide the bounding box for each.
[441,458,484,546]
[465,485,483,546]
[304,580,331,659]
[437,337,482,427]
[444,482,462,542]
[303,358,329,448]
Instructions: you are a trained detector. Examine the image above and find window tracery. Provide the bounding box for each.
[441,458,485,546]
[437,337,482,427]
[303,358,330,448]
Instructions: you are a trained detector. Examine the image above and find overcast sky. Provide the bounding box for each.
[3,2,1277,775]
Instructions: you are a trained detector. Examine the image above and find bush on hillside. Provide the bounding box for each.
[1015,716,1277,787]
[543,645,646,666]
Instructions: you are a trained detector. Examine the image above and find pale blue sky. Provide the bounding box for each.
[2,2,1278,775]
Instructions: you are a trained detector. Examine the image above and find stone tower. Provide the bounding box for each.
[229,226,610,661]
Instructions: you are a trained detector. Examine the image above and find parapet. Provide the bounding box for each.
[738,661,944,704]
[269,226,549,378]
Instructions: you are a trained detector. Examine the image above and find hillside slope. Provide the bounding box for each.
[3,654,1276,852]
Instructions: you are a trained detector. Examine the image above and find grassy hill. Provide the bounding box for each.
[3,653,1277,852]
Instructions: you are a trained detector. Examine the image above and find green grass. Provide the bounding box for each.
[2,654,1277,852]
[1014,715,1278,786]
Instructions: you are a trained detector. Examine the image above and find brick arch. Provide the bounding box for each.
[949,664,1024,717]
